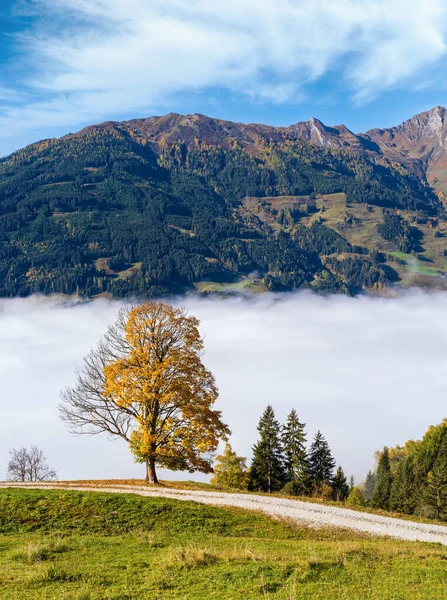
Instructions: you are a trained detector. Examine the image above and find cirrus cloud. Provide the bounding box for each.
[0,0,447,149]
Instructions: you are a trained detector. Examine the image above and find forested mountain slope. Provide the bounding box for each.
[0,110,445,298]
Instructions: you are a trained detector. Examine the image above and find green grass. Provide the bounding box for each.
[193,278,267,294]
[307,194,390,251]
[1,489,447,599]
[57,479,447,527]
[388,251,443,276]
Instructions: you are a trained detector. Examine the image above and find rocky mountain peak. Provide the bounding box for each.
[363,106,447,192]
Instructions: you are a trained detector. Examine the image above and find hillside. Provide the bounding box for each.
[0,109,446,298]
[1,487,446,599]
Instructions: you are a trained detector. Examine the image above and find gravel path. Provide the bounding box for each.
[3,481,447,545]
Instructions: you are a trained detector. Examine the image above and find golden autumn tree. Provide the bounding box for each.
[59,301,230,483]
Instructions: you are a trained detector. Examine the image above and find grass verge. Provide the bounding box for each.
[0,488,447,599]
[37,479,447,528]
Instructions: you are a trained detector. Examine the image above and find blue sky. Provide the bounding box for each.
[1,0,447,157]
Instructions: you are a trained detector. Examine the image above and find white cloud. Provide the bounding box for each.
[1,0,447,145]
[1,291,447,483]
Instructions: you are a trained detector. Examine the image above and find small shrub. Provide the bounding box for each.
[300,559,346,583]
[281,481,303,496]
[346,488,367,508]
[37,564,81,583]
[168,547,218,570]
[12,541,72,563]
[313,484,334,501]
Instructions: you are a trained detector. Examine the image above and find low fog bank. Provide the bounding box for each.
[1,291,447,483]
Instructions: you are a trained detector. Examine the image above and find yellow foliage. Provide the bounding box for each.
[102,302,230,481]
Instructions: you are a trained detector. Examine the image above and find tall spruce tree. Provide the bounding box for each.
[364,470,377,501]
[425,452,447,520]
[249,405,285,493]
[372,448,392,510]
[281,409,309,494]
[307,430,336,493]
[389,457,417,514]
[332,466,350,501]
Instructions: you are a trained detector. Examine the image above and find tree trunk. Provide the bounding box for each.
[145,458,158,484]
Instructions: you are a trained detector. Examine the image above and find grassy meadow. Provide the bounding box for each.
[307,193,447,281]
[0,488,446,599]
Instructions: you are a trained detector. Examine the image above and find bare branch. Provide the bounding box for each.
[58,306,136,442]
[7,446,57,482]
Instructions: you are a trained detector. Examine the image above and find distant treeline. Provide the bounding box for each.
[361,420,447,520]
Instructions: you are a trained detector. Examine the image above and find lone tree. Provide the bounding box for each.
[425,454,447,520]
[211,443,249,490]
[372,447,393,510]
[332,466,350,501]
[7,446,57,482]
[59,301,230,483]
[282,409,309,494]
[249,405,285,493]
[307,430,336,494]
[389,457,417,514]
[364,470,377,501]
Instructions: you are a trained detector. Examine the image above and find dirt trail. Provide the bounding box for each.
[2,481,447,545]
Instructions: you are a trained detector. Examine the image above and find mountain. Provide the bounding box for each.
[0,108,446,299]
[363,106,447,197]
[80,112,382,157]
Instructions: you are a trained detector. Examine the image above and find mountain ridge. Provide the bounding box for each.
[69,111,378,153]
[70,104,445,143]
[13,105,447,175]
[28,105,447,193]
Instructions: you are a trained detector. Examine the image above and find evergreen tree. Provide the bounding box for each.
[332,466,350,501]
[211,443,249,490]
[249,406,285,493]
[346,487,367,507]
[281,409,309,494]
[389,457,417,514]
[307,430,336,494]
[364,470,377,501]
[372,448,392,510]
[409,421,447,494]
[368,419,447,520]
[425,454,447,520]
